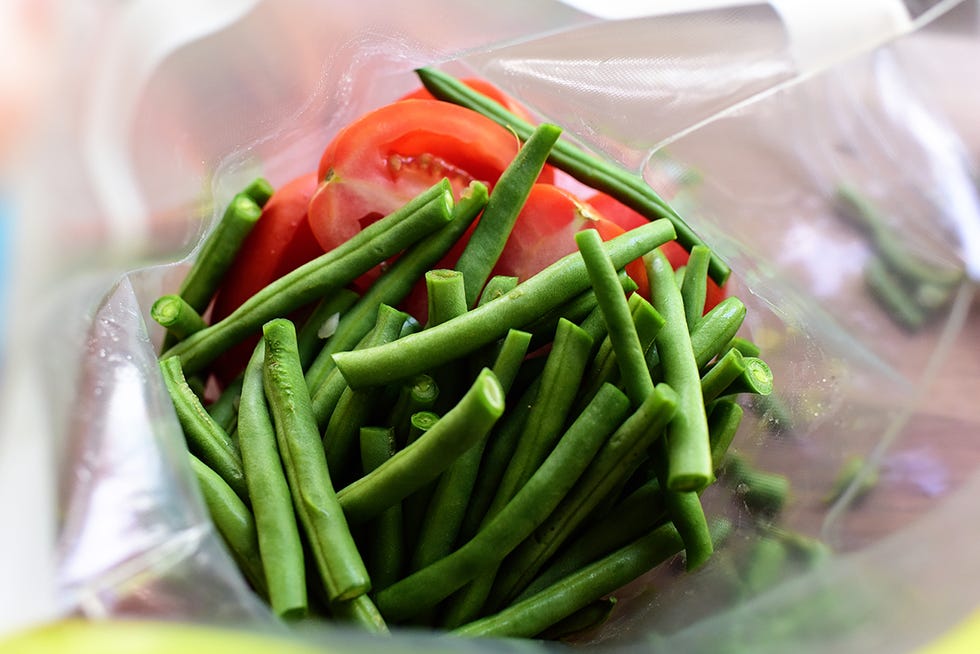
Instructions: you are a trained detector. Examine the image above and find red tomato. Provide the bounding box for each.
[209,172,324,382]
[399,184,649,322]
[310,99,548,291]
[400,77,534,123]
[586,192,726,312]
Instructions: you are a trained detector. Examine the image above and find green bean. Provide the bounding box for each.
[160,356,247,501]
[478,275,519,307]
[490,383,677,607]
[515,478,667,602]
[323,305,410,479]
[680,245,711,329]
[242,177,274,207]
[295,289,360,369]
[648,295,748,377]
[359,426,404,591]
[824,455,878,506]
[206,374,244,435]
[489,329,533,395]
[425,269,468,328]
[411,330,533,571]
[835,185,963,287]
[337,369,505,524]
[374,383,629,622]
[864,255,928,331]
[416,67,730,286]
[262,319,369,602]
[719,356,773,398]
[451,523,685,639]
[525,270,637,351]
[151,294,207,341]
[387,375,439,447]
[707,398,743,472]
[165,179,454,375]
[457,377,540,544]
[663,488,713,571]
[189,454,266,598]
[238,342,306,620]
[302,182,486,393]
[492,319,593,512]
[725,336,761,358]
[536,597,617,640]
[577,229,653,406]
[724,453,790,517]
[406,410,440,446]
[332,219,676,389]
[743,536,789,594]
[330,594,390,634]
[645,249,711,492]
[178,192,263,314]
[700,347,747,404]
[455,123,562,307]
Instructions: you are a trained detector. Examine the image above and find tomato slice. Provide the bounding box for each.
[586,192,726,312]
[400,77,535,123]
[209,172,324,383]
[310,98,547,291]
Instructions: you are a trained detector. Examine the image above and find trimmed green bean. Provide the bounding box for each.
[645,249,711,492]
[457,377,540,544]
[824,455,878,506]
[700,347,747,404]
[536,597,617,640]
[490,329,532,395]
[337,369,504,524]
[160,356,247,501]
[719,356,774,398]
[330,594,390,634]
[416,67,730,286]
[451,523,685,639]
[724,453,790,517]
[359,426,404,591]
[323,305,410,479]
[516,478,667,602]
[332,219,676,389]
[680,245,711,329]
[726,336,761,358]
[151,294,207,341]
[296,288,360,369]
[387,375,439,447]
[165,179,454,375]
[190,454,266,597]
[456,123,562,307]
[242,177,274,207]
[576,229,653,406]
[491,383,677,607]
[406,410,440,445]
[864,255,928,331]
[303,182,486,393]
[664,488,713,571]
[492,319,593,513]
[707,398,744,471]
[179,192,263,314]
[478,275,520,307]
[374,383,629,622]
[426,269,468,328]
[238,342,307,619]
[206,374,244,435]
[262,319,369,602]
[689,296,747,369]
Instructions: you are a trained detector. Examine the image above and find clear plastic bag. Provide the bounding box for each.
[6,0,980,650]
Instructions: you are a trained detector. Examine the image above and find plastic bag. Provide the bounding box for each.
[5,0,980,650]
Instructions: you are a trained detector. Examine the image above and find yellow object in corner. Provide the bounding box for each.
[917,610,980,654]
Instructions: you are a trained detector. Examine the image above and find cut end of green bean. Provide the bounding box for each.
[242,177,275,207]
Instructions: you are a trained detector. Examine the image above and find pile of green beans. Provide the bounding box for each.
[153,70,778,643]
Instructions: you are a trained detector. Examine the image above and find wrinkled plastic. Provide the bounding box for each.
[5,0,980,651]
